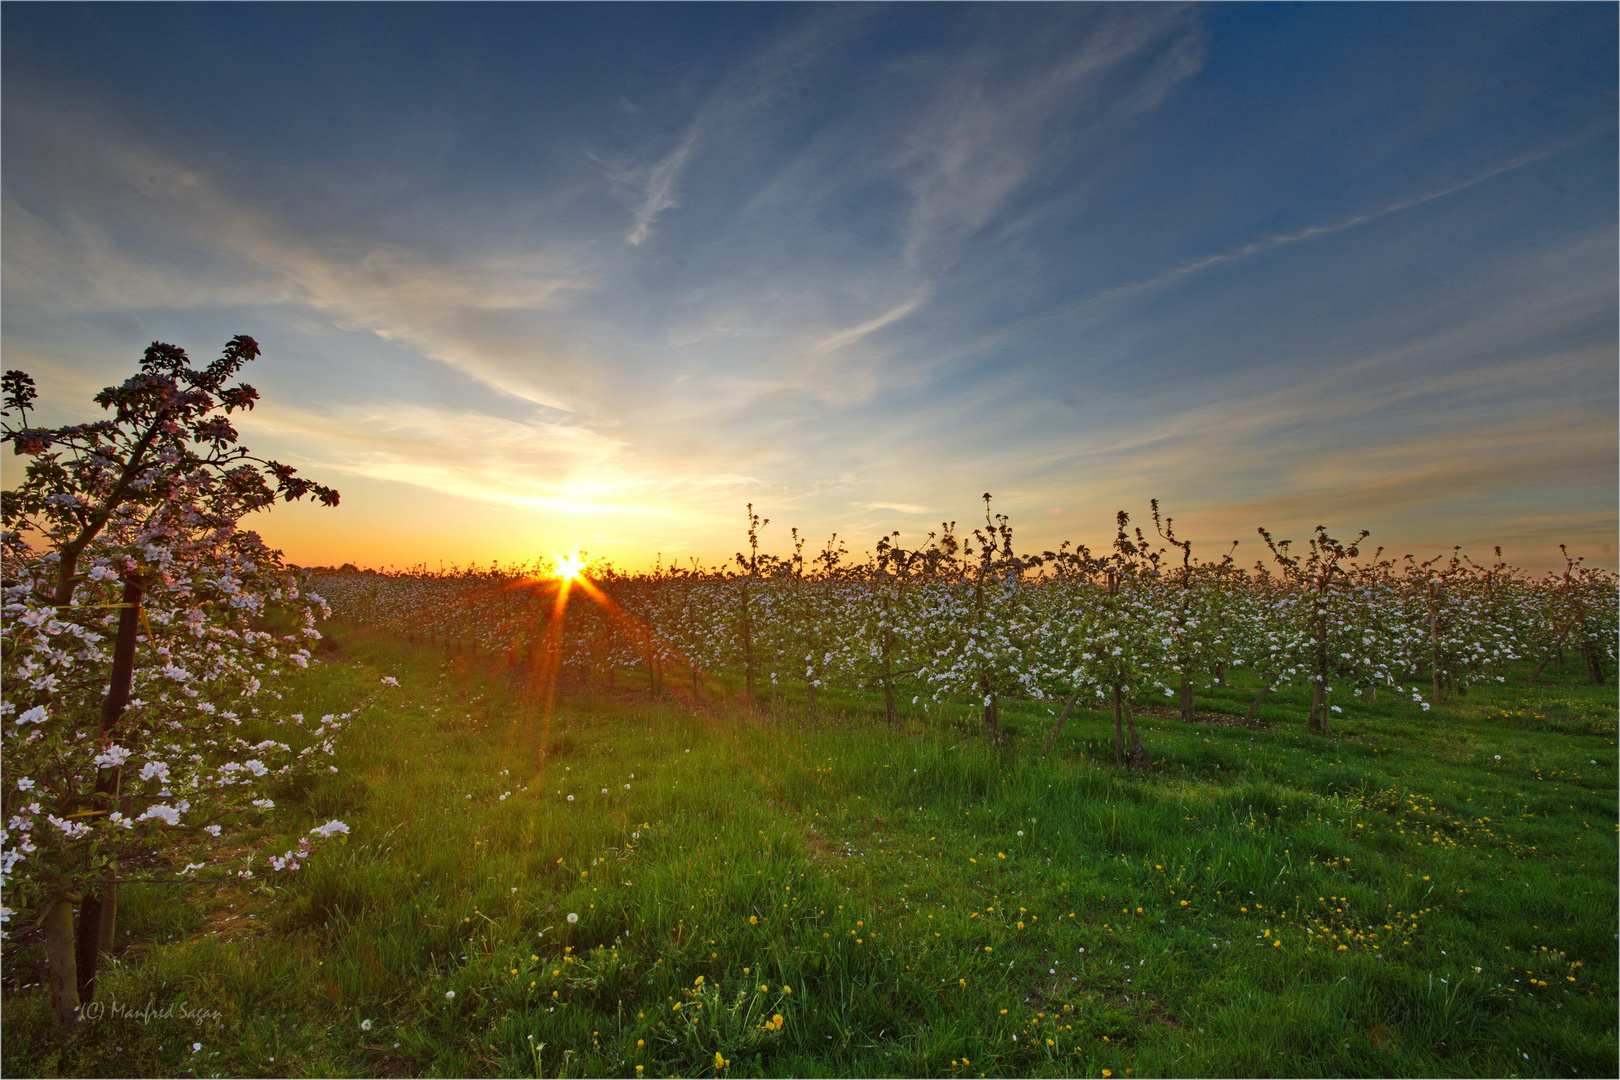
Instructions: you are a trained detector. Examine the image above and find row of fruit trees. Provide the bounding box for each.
[318,497,1617,761]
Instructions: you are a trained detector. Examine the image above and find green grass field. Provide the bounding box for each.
[5,626,1616,1079]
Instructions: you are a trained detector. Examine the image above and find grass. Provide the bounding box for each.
[4,626,1615,1078]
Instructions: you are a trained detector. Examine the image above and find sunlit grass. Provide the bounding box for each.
[3,629,1613,1078]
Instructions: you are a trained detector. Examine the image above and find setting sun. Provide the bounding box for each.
[555,554,583,581]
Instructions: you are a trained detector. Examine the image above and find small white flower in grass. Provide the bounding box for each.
[567,795,574,802]
[192,1043,202,1053]
[361,1019,372,1031]
[1017,831,1024,837]
[381,676,399,687]
[567,912,579,924]
[310,820,350,838]
[601,788,608,795]
[445,990,455,1000]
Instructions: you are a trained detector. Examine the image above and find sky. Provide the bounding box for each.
[3,3,1615,572]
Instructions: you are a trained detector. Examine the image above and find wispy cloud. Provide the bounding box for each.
[625,132,695,247]
[811,296,924,354]
[4,102,599,412]
[1081,135,1595,311]
[897,7,1204,272]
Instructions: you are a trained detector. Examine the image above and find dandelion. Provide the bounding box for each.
[445,991,455,999]
[361,1019,372,1031]
[750,915,758,924]
[567,912,579,923]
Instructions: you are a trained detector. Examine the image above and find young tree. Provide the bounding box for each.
[1,338,365,1027]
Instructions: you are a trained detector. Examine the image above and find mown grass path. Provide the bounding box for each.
[5,626,1615,1078]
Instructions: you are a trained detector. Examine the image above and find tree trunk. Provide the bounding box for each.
[740,588,755,714]
[1112,684,1125,768]
[1178,675,1195,722]
[1532,636,1567,681]
[1123,700,1151,769]
[1042,690,1081,756]
[1428,584,1443,703]
[1583,638,1606,685]
[78,578,143,1002]
[981,691,1001,743]
[880,631,898,726]
[45,894,81,1028]
[1245,675,1274,723]
[1309,682,1328,735]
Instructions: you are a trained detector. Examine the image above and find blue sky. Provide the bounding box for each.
[4,3,1615,569]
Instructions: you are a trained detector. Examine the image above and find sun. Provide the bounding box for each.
[555,554,583,581]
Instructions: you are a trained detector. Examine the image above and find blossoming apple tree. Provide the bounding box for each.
[1,337,383,1027]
